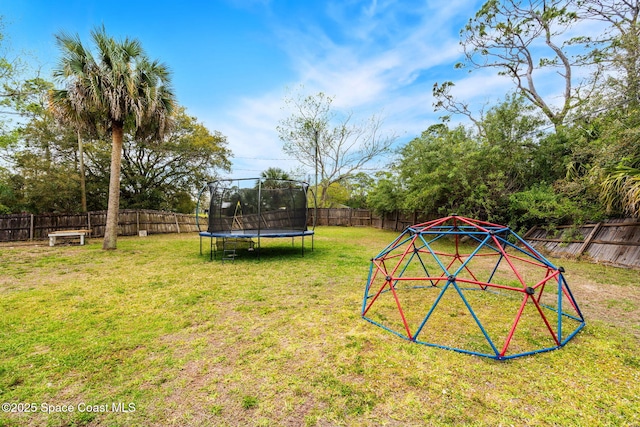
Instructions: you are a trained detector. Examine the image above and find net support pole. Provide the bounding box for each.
[257,179,262,259]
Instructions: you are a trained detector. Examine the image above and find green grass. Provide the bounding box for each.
[0,227,638,426]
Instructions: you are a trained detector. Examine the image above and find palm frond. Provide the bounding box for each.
[601,161,640,217]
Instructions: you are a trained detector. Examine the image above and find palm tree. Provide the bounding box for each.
[50,26,175,249]
[260,167,292,189]
[601,159,640,218]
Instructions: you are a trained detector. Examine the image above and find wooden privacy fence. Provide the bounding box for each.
[309,208,380,227]
[309,209,640,269]
[523,219,640,269]
[308,208,437,229]
[3,208,639,269]
[0,210,203,242]
[1,207,387,241]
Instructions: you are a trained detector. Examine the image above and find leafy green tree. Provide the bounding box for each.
[393,124,478,216]
[9,107,83,213]
[371,95,560,222]
[342,172,374,208]
[572,0,640,217]
[478,94,545,188]
[0,167,24,213]
[48,75,102,213]
[508,183,582,231]
[51,26,175,249]
[323,181,349,207]
[117,108,230,212]
[0,17,54,150]
[367,171,403,215]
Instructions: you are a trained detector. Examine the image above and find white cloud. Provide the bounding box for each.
[208,0,498,178]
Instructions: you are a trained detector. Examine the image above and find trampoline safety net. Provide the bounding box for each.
[206,178,310,233]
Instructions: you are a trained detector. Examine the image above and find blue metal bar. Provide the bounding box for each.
[412,250,435,286]
[412,339,495,359]
[373,229,413,259]
[421,241,450,276]
[413,280,452,339]
[498,346,561,360]
[487,253,504,284]
[362,316,411,341]
[422,233,448,245]
[451,234,492,277]
[390,252,415,291]
[450,279,500,357]
[537,303,586,322]
[465,233,501,253]
[559,273,585,320]
[557,271,563,342]
[363,262,375,315]
[560,322,585,345]
[506,232,558,268]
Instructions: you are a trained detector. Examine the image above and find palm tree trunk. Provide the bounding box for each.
[103,125,124,250]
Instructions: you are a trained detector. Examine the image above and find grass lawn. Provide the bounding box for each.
[0,226,638,426]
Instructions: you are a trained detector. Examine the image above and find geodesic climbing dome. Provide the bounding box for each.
[362,215,585,360]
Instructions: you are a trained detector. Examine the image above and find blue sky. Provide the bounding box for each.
[2,0,515,179]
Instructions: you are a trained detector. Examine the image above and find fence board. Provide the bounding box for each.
[3,207,638,268]
[0,209,202,242]
[525,220,640,269]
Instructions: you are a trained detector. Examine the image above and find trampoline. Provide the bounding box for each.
[197,178,315,260]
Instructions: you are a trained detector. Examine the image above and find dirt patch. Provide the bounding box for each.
[567,275,640,338]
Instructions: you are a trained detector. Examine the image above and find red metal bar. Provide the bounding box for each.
[412,215,453,229]
[530,296,560,346]
[454,278,525,293]
[389,235,421,277]
[390,281,413,340]
[490,235,526,287]
[500,294,529,357]
[362,276,392,316]
[454,215,493,234]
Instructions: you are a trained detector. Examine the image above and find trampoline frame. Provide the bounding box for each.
[199,229,315,260]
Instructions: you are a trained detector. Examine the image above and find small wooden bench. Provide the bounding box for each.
[48,229,91,247]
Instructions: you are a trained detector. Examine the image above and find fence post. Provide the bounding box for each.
[174,213,180,233]
[522,225,537,240]
[577,222,602,256]
[30,214,34,241]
